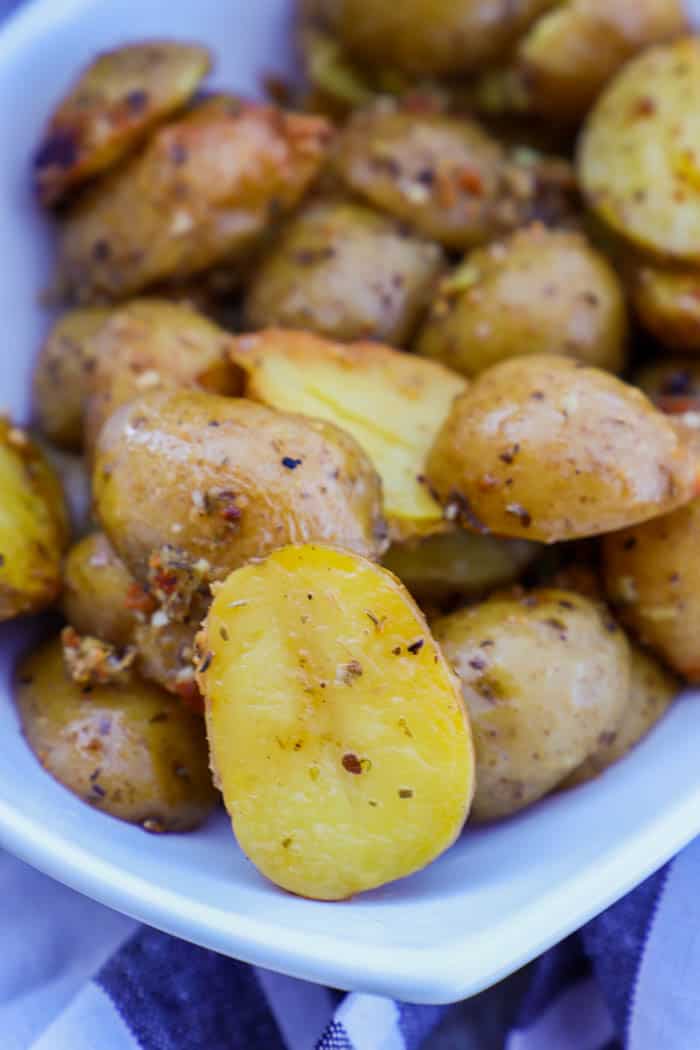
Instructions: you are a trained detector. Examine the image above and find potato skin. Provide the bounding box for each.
[433,589,630,821]
[244,199,444,345]
[416,226,628,377]
[62,531,145,649]
[426,354,697,543]
[93,389,387,586]
[33,307,112,450]
[579,38,700,262]
[84,299,239,454]
[602,498,700,680]
[16,637,217,830]
[563,644,677,788]
[630,265,700,352]
[34,42,211,206]
[0,421,68,621]
[58,99,331,302]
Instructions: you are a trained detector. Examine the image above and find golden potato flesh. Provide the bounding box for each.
[16,637,217,831]
[563,644,677,788]
[426,354,697,543]
[630,265,700,352]
[602,498,700,680]
[0,420,68,621]
[62,531,147,649]
[84,299,238,454]
[433,589,630,821]
[244,199,444,346]
[33,307,112,450]
[382,527,540,604]
[93,389,386,587]
[34,42,211,206]
[579,38,700,262]
[416,226,628,377]
[230,329,466,539]
[58,99,331,302]
[198,543,473,899]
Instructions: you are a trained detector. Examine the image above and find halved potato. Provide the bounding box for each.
[34,41,211,205]
[230,329,466,539]
[629,264,700,352]
[197,543,473,900]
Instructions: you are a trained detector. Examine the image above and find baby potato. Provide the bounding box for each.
[602,498,700,679]
[563,644,677,788]
[62,532,147,649]
[336,0,555,77]
[16,637,217,831]
[133,619,202,708]
[426,354,696,543]
[93,389,387,586]
[230,329,467,539]
[58,98,331,302]
[629,265,700,352]
[579,37,700,263]
[34,42,211,206]
[383,528,540,604]
[0,421,68,621]
[33,307,113,450]
[416,225,628,377]
[433,589,630,821]
[84,299,238,454]
[198,543,473,900]
[633,359,700,415]
[244,199,444,346]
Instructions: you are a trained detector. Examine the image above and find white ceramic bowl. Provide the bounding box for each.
[2,0,700,1005]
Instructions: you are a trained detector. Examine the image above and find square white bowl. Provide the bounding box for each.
[2,0,700,1005]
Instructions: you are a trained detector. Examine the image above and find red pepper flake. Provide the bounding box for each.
[457,166,484,195]
[342,753,363,774]
[124,582,156,614]
[631,96,656,118]
[173,679,204,714]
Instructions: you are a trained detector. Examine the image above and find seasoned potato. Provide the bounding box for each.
[383,528,540,604]
[244,199,444,346]
[563,644,677,788]
[84,299,238,454]
[629,265,700,352]
[426,354,697,543]
[198,543,473,899]
[416,225,627,377]
[633,359,700,414]
[602,498,700,679]
[16,637,217,830]
[33,307,112,450]
[94,389,387,586]
[62,532,147,649]
[0,421,68,620]
[133,619,202,708]
[433,589,630,821]
[230,329,466,539]
[34,42,211,205]
[579,38,700,262]
[58,98,331,302]
[337,0,556,77]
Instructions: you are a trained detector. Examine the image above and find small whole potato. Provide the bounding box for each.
[416,225,628,377]
[433,589,630,821]
[563,644,677,788]
[0,420,68,621]
[62,531,147,649]
[33,307,112,450]
[93,389,387,586]
[244,199,444,346]
[84,298,239,454]
[602,498,700,679]
[426,354,697,542]
[133,618,202,707]
[629,265,700,352]
[16,636,217,830]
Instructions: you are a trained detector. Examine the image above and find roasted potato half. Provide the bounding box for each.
[93,389,387,586]
[58,98,331,302]
[198,543,473,899]
[0,421,68,621]
[34,42,211,205]
[416,225,628,377]
[230,329,466,539]
[16,637,217,830]
[579,37,700,262]
[426,354,697,543]
[244,199,444,346]
[629,264,700,352]
[433,589,630,821]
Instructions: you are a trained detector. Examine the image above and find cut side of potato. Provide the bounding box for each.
[197,543,474,900]
[230,329,467,539]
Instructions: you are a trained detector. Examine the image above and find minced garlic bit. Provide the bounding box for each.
[61,626,136,687]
